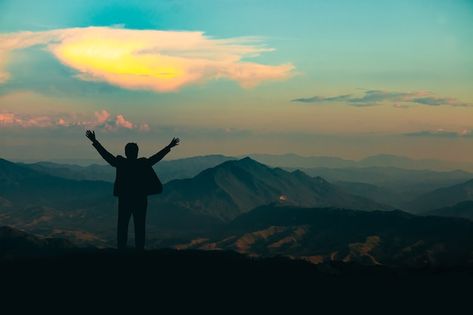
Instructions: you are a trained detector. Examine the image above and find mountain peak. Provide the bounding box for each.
[218,156,266,170]
[239,156,258,163]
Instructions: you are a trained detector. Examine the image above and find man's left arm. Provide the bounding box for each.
[148,137,180,165]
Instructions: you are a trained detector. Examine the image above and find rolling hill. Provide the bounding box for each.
[407,179,473,213]
[175,204,473,267]
[0,225,75,255]
[428,201,473,221]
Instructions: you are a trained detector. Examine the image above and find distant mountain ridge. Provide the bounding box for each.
[408,179,473,213]
[298,167,473,209]
[249,153,473,172]
[15,153,473,186]
[0,158,111,207]
[428,201,473,221]
[295,166,472,189]
[21,161,116,182]
[19,154,235,183]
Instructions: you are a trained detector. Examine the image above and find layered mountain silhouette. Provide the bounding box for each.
[0,158,111,207]
[298,166,471,193]
[294,167,472,208]
[22,161,116,182]
[20,153,473,184]
[21,154,235,183]
[333,181,403,208]
[1,156,388,244]
[250,153,473,172]
[3,154,473,259]
[17,155,473,214]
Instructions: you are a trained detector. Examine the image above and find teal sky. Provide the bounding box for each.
[1,0,473,163]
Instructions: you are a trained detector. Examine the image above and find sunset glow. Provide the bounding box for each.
[0,0,472,162]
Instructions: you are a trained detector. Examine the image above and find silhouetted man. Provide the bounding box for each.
[85,130,180,250]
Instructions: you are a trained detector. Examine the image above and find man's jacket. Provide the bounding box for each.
[92,140,170,197]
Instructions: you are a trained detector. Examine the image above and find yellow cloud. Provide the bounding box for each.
[0,27,294,91]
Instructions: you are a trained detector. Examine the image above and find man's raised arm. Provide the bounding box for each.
[85,130,117,167]
[148,137,180,165]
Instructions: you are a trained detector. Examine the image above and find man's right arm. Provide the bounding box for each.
[86,130,117,167]
[92,140,117,167]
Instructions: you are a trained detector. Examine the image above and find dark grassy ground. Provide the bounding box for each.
[1,248,472,312]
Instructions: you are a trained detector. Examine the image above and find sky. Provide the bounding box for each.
[0,0,472,163]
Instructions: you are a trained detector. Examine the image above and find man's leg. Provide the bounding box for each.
[133,196,148,250]
[117,197,132,250]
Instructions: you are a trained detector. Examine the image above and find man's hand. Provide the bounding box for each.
[86,130,96,143]
[168,137,180,148]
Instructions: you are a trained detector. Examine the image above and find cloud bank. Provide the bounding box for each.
[292,90,472,107]
[0,27,294,92]
[0,110,148,131]
[404,129,473,138]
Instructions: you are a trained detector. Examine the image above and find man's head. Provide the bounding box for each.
[125,142,139,159]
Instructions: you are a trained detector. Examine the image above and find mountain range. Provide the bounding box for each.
[16,153,473,184]
[16,154,473,211]
[158,157,388,222]
[2,154,473,260]
[174,204,473,267]
[292,167,472,209]
[0,156,386,245]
